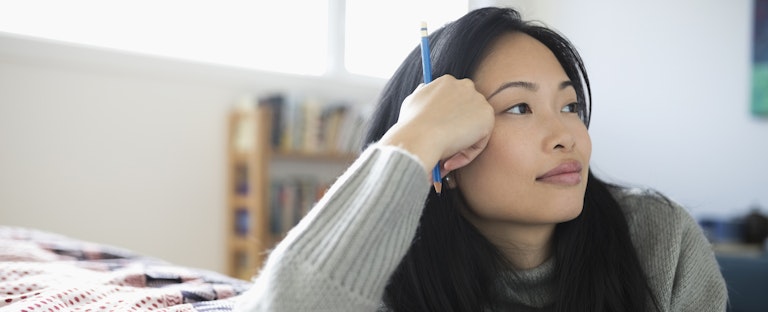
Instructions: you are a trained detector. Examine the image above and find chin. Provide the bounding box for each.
[541,195,585,223]
[554,205,584,223]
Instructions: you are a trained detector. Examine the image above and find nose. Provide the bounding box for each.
[542,118,575,152]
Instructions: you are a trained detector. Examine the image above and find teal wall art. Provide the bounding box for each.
[753,0,768,116]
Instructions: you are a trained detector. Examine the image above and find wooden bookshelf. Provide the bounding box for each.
[225,97,361,280]
[226,107,270,280]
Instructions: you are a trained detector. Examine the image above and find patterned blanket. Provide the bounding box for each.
[0,227,252,311]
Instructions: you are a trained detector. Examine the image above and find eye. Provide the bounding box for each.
[505,103,532,115]
[561,102,578,113]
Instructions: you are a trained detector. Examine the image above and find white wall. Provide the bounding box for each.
[0,33,383,273]
[480,0,767,218]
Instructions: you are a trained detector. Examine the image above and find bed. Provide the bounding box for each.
[0,226,252,311]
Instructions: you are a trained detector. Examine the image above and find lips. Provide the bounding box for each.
[536,160,583,185]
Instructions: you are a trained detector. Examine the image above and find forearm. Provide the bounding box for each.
[236,144,430,311]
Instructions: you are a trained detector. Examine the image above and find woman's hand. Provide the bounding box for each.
[378,74,494,177]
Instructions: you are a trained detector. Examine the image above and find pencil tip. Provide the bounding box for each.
[433,182,442,194]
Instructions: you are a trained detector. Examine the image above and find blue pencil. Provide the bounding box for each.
[420,22,442,194]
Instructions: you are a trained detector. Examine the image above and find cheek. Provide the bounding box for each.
[454,127,534,206]
[575,124,592,163]
[461,126,528,177]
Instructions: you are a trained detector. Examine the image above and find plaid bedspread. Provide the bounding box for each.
[0,227,252,311]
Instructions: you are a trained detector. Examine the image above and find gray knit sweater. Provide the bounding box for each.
[235,145,728,311]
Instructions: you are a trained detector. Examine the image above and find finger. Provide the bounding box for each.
[442,152,474,172]
[441,146,487,173]
[443,133,490,170]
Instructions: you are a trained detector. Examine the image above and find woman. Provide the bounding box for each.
[236,7,727,312]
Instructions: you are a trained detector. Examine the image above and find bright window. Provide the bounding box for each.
[344,0,469,79]
[0,0,328,75]
[0,0,469,78]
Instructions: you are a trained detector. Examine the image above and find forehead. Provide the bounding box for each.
[473,32,570,97]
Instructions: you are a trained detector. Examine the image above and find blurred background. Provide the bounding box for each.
[0,0,765,276]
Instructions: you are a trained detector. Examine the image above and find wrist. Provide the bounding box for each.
[378,124,441,174]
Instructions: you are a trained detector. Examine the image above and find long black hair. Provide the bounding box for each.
[364,7,656,312]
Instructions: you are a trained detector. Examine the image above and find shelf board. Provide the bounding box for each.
[231,195,249,209]
[228,235,262,250]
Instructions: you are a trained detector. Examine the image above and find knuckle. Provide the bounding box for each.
[458,78,474,87]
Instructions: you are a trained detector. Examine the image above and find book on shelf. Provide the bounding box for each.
[231,94,260,155]
[258,94,285,149]
[235,208,250,237]
[269,177,331,235]
[234,164,248,195]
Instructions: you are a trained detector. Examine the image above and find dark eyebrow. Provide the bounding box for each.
[487,80,574,99]
[559,80,574,90]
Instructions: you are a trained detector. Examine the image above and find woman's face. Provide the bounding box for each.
[455,32,591,227]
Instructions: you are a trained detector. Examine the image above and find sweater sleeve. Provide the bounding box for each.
[617,189,727,312]
[668,200,728,312]
[234,144,430,312]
